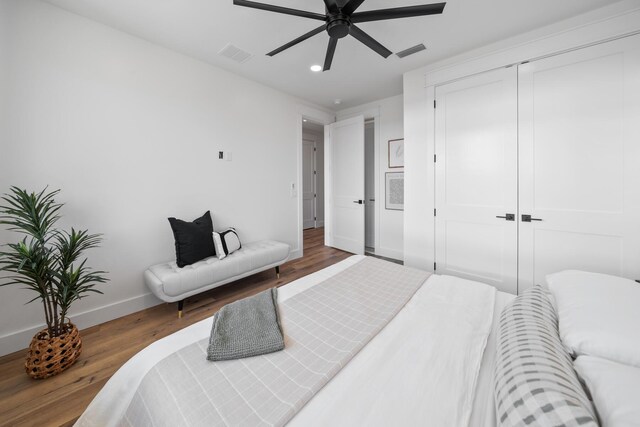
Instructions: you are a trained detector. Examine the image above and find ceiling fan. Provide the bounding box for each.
[233,0,446,71]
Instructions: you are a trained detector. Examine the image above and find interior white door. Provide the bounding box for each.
[434,67,518,293]
[325,115,365,255]
[518,34,640,292]
[302,138,315,229]
[364,121,375,249]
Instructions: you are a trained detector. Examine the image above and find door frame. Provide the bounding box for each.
[295,105,334,259]
[324,115,366,253]
[364,119,376,251]
[302,135,318,230]
[335,107,381,254]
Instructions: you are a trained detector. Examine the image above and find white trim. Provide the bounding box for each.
[297,105,334,258]
[374,246,404,262]
[0,292,161,356]
[412,1,640,88]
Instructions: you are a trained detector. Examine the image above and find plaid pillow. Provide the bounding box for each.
[494,286,599,427]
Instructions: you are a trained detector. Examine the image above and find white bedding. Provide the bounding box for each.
[77,256,513,427]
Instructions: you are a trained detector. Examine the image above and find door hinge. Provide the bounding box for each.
[314,147,317,151]
[314,216,316,221]
[433,100,437,109]
[434,154,436,163]
[314,194,317,198]
[434,208,436,216]
[314,170,316,175]
[434,262,437,271]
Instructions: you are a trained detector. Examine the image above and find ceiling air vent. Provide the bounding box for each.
[218,43,253,64]
[396,43,426,59]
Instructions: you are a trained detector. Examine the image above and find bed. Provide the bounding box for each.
[76,255,515,427]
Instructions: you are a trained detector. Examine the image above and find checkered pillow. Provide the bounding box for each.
[494,286,599,427]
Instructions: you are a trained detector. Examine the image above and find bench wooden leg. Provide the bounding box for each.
[275,266,280,279]
[178,300,184,318]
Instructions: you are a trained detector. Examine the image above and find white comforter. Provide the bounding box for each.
[77,256,501,427]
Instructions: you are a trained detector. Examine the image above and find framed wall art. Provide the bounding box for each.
[388,138,404,168]
[385,172,404,210]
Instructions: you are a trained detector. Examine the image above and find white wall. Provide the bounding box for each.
[337,95,404,261]
[0,1,8,192]
[402,0,640,271]
[0,0,329,356]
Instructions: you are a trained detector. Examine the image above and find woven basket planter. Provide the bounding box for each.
[25,322,82,379]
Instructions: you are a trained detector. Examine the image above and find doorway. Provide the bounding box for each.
[364,119,375,253]
[302,119,325,231]
[324,114,379,256]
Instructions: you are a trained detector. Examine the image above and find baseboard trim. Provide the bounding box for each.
[374,247,404,262]
[288,248,303,261]
[0,292,162,357]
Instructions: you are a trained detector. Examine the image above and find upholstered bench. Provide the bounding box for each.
[144,240,290,317]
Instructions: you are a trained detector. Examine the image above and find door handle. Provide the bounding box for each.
[496,214,515,221]
[353,200,364,204]
[521,214,543,222]
[369,198,375,202]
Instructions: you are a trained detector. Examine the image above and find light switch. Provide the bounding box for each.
[218,151,224,160]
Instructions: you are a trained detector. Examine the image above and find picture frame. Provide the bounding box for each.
[385,172,404,211]
[388,138,404,168]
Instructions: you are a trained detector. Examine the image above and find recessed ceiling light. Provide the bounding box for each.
[310,65,322,72]
[303,119,307,122]
[334,99,342,105]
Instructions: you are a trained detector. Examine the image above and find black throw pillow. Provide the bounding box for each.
[168,211,215,268]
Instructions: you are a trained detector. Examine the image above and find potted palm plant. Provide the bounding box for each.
[0,187,107,379]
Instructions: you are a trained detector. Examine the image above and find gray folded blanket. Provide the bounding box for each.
[207,287,284,361]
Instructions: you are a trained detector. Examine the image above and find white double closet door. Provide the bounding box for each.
[435,34,640,294]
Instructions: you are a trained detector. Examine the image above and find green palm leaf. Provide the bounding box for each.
[0,187,108,337]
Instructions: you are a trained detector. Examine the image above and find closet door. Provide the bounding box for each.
[435,67,518,293]
[518,34,640,292]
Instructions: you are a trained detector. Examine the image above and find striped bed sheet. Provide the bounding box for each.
[77,255,501,427]
[121,257,429,426]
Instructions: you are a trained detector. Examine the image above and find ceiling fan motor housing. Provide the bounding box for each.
[233,0,447,70]
[326,14,351,39]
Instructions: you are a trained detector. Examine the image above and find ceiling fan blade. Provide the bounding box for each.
[233,0,327,21]
[349,25,392,58]
[351,2,446,23]
[267,25,326,56]
[323,38,338,71]
[341,0,366,16]
[323,0,339,14]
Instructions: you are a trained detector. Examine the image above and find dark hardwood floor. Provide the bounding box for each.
[0,227,350,427]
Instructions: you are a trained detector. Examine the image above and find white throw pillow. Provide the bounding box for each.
[212,228,241,260]
[546,270,640,367]
[574,356,640,427]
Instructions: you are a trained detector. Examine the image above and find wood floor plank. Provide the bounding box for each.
[0,228,350,427]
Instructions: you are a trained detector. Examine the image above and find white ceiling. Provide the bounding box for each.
[44,0,616,109]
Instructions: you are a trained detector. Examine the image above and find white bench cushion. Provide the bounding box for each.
[145,240,290,301]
